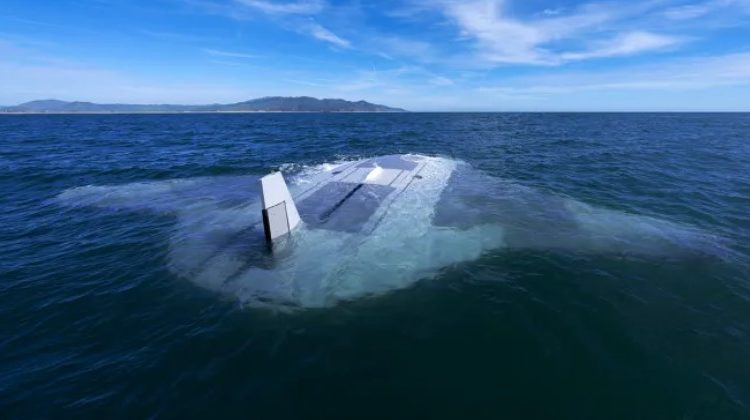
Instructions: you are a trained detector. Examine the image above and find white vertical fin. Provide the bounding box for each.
[259,172,301,242]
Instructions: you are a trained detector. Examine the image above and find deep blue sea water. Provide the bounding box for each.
[1,113,750,419]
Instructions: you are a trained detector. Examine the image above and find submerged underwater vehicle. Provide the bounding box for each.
[243,154,494,307]
[259,154,435,244]
[57,154,728,309]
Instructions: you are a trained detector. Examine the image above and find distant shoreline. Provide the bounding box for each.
[1,110,747,114]
[0,110,407,115]
[1,96,407,113]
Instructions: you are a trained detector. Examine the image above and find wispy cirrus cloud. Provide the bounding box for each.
[663,2,719,20]
[180,0,324,19]
[375,36,436,62]
[183,1,349,49]
[662,0,750,20]
[436,0,681,65]
[8,0,750,111]
[306,22,350,48]
[235,0,325,15]
[324,64,455,95]
[141,29,221,43]
[560,31,682,61]
[204,48,257,58]
[476,52,750,96]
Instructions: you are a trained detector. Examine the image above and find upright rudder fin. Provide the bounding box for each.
[259,172,301,243]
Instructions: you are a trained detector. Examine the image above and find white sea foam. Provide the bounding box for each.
[56,155,727,309]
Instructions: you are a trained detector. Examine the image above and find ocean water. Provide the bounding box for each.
[1,113,749,418]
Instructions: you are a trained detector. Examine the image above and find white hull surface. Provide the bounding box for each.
[217,155,505,307]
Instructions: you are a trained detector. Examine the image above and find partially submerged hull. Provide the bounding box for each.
[56,154,730,310]
[227,154,501,307]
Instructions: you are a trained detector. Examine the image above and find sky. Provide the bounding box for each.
[1,0,750,111]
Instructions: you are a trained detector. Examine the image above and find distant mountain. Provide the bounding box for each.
[0,96,406,113]
[214,97,405,112]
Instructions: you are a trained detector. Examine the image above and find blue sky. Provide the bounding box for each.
[1,0,750,110]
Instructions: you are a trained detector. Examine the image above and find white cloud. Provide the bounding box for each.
[437,0,680,65]
[560,31,681,61]
[661,0,750,20]
[306,22,351,48]
[5,31,750,111]
[444,0,548,64]
[541,8,563,16]
[476,52,750,95]
[184,1,347,49]
[204,48,257,58]
[234,0,324,15]
[663,3,716,19]
[181,0,324,19]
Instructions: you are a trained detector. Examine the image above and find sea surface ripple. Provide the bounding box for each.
[1,113,750,418]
